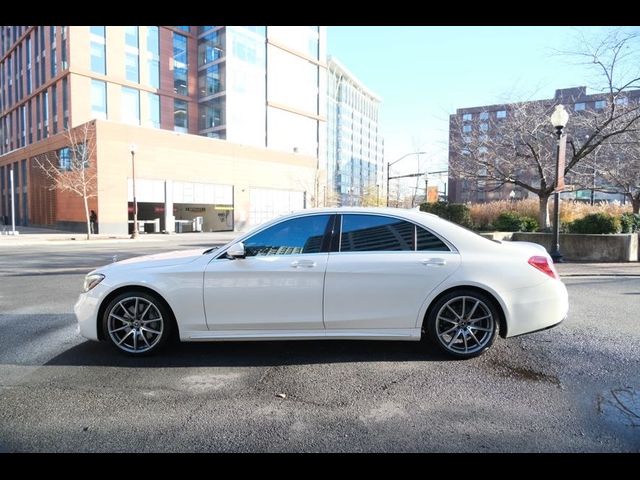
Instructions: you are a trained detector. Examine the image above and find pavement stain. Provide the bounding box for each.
[490,359,561,386]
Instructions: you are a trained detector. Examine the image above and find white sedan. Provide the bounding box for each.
[75,207,568,359]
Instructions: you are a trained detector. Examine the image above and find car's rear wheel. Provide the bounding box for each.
[426,290,498,359]
[102,291,172,355]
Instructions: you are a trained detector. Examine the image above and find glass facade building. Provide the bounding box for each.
[327,57,384,206]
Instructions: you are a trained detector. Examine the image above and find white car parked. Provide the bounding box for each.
[75,207,568,359]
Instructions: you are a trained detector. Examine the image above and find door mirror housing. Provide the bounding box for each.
[226,242,246,259]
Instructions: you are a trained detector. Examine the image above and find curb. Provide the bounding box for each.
[560,273,640,277]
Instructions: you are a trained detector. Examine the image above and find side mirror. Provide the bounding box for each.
[226,241,246,259]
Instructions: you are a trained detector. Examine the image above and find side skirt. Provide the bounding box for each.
[185,328,422,342]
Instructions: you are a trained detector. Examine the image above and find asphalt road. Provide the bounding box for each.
[0,241,639,452]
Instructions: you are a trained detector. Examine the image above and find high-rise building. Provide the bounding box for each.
[327,56,384,206]
[0,26,326,233]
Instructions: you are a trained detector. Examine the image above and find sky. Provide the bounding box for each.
[327,26,615,192]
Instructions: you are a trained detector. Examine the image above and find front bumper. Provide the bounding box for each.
[73,285,107,341]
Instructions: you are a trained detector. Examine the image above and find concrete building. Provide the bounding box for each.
[327,56,384,206]
[448,86,638,204]
[0,26,326,234]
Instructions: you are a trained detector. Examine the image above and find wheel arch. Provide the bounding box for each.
[96,285,179,341]
[421,285,508,339]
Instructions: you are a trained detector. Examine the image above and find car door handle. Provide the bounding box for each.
[290,260,317,268]
[421,258,446,266]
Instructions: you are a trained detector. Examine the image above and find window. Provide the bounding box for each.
[51,84,57,134]
[199,97,224,130]
[121,87,140,125]
[615,96,628,106]
[90,26,106,75]
[340,214,414,252]
[125,51,139,82]
[42,90,49,137]
[176,26,190,33]
[90,79,107,119]
[480,123,488,132]
[462,113,472,121]
[174,98,188,132]
[146,92,160,128]
[58,146,71,170]
[595,100,606,110]
[416,227,449,251]
[574,102,585,111]
[198,30,225,66]
[124,26,138,48]
[173,33,188,96]
[496,110,506,119]
[479,112,489,120]
[462,125,472,133]
[146,26,159,88]
[198,63,225,97]
[243,215,330,256]
[62,76,69,128]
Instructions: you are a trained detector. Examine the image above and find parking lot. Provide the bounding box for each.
[0,238,639,452]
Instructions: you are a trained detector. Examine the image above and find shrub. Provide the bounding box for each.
[568,213,622,234]
[469,199,539,231]
[420,202,472,227]
[493,211,539,232]
[620,213,640,233]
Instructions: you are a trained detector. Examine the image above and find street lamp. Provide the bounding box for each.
[130,143,139,239]
[386,151,426,207]
[549,105,569,263]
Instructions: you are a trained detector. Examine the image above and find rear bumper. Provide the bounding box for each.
[503,280,568,338]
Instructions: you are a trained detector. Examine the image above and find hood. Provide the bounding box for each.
[98,248,207,272]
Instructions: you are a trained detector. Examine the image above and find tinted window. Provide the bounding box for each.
[340,215,414,252]
[416,226,449,251]
[244,215,330,257]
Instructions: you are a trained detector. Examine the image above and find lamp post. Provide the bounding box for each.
[130,143,138,239]
[386,151,426,207]
[549,105,569,263]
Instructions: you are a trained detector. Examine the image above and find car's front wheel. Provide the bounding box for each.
[426,289,498,359]
[102,291,172,355]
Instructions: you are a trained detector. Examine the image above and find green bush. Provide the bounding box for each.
[620,213,640,233]
[568,213,622,234]
[420,202,472,227]
[522,216,539,232]
[493,212,539,232]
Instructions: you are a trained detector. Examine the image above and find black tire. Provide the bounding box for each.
[102,290,173,356]
[426,289,498,359]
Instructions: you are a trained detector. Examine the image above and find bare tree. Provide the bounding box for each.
[592,137,640,212]
[360,183,384,207]
[449,29,640,228]
[33,123,97,239]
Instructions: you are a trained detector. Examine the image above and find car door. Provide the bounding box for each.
[203,214,333,331]
[323,213,461,330]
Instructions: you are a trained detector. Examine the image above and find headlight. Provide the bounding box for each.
[83,273,105,293]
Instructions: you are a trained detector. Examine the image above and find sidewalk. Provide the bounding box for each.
[0,225,240,246]
[554,262,640,277]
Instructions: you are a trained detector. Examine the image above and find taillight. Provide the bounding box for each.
[528,255,559,280]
